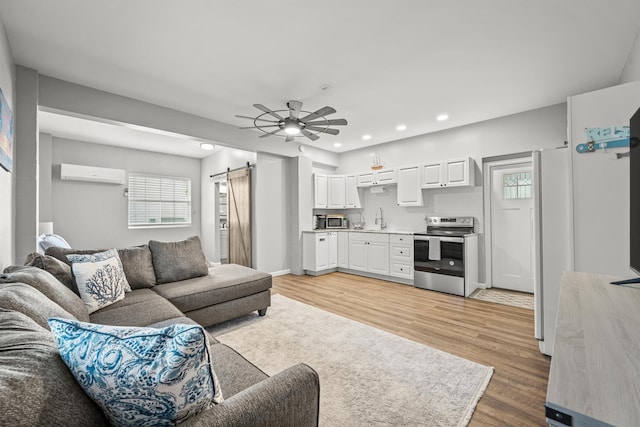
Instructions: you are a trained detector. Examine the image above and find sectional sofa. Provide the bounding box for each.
[0,236,320,426]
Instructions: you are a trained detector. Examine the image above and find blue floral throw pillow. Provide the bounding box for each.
[48,318,223,426]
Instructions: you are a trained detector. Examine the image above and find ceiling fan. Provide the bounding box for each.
[236,100,348,142]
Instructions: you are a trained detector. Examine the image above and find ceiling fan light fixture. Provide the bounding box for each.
[284,124,300,135]
[283,118,302,135]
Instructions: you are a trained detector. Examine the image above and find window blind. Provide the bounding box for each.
[128,174,191,227]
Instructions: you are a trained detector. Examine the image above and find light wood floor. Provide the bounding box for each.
[273,272,550,426]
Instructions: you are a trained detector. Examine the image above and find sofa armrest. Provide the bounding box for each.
[181,363,320,427]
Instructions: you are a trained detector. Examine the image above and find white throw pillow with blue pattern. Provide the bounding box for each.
[67,248,132,292]
[48,318,223,426]
[69,255,127,314]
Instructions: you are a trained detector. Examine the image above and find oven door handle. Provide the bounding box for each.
[413,236,464,243]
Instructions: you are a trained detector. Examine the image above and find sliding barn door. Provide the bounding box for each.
[227,168,252,266]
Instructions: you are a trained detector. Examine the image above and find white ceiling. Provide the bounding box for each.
[1,0,639,156]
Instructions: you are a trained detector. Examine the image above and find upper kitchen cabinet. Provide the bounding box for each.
[357,168,397,187]
[397,165,423,206]
[327,175,346,209]
[315,173,361,209]
[314,173,328,208]
[422,157,475,188]
[344,174,361,208]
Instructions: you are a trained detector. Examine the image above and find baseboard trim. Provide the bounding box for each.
[270,269,291,277]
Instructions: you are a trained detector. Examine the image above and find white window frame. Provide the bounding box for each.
[127,173,192,229]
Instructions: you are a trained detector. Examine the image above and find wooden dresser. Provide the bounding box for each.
[546,272,640,426]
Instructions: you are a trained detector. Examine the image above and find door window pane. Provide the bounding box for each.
[502,171,532,199]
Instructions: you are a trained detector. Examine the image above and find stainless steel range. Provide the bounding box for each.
[413,216,479,297]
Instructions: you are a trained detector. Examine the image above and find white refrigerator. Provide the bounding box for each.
[532,147,573,356]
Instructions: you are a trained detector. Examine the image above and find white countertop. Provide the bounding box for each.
[303,229,415,235]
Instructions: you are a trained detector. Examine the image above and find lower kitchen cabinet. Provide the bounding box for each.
[348,232,389,276]
[303,232,338,275]
[337,231,349,268]
[389,233,413,280]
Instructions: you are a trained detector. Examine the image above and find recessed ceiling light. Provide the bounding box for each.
[436,114,449,121]
[334,142,342,147]
[362,134,372,140]
[200,142,215,150]
[396,124,407,131]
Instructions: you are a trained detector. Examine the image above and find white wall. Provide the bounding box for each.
[50,137,201,249]
[200,148,256,261]
[569,80,640,277]
[335,103,567,283]
[254,152,290,274]
[0,16,14,269]
[620,27,640,84]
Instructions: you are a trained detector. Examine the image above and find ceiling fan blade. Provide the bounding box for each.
[287,100,303,119]
[306,125,340,135]
[253,104,284,120]
[259,128,283,138]
[305,118,348,126]
[239,125,280,129]
[300,106,336,122]
[235,114,278,123]
[301,129,320,141]
[285,135,295,142]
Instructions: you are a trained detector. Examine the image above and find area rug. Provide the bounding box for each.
[469,288,534,310]
[212,295,494,426]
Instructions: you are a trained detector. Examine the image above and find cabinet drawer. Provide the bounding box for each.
[349,232,389,244]
[390,234,413,245]
[390,261,413,279]
[390,245,412,260]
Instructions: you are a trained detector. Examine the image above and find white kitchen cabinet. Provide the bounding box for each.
[344,174,361,208]
[348,232,389,275]
[314,173,328,208]
[328,232,338,268]
[357,169,397,187]
[421,157,475,188]
[396,165,423,206]
[337,231,349,268]
[303,232,338,275]
[389,234,413,280]
[327,175,346,209]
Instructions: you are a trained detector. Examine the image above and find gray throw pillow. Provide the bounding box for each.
[148,236,209,284]
[0,309,109,427]
[0,282,77,329]
[0,266,90,322]
[117,245,157,289]
[22,252,77,293]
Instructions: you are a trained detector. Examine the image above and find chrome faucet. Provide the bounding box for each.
[375,207,386,230]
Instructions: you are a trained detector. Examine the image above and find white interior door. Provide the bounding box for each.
[490,163,534,293]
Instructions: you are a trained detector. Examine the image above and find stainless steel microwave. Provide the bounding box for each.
[326,214,348,229]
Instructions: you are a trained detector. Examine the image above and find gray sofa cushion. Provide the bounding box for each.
[45,246,156,289]
[46,246,106,266]
[0,266,90,322]
[0,309,108,427]
[89,288,185,327]
[209,343,269,398]
[149,236,209,284]
[23,252,77,292]
[116,245,157,288]
[153,264,272,313]
[0,283,76,329]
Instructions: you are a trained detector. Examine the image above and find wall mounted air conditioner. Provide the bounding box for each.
[60,163,125,185]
